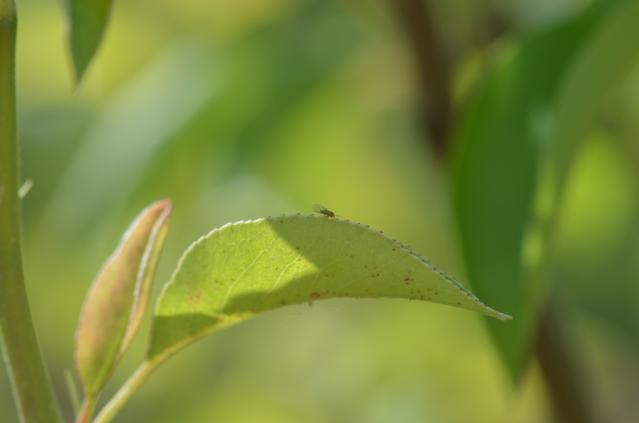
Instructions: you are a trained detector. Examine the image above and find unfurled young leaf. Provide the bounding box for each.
[75,200,171,397]
[64,0,115,82]
[148,215,510,362]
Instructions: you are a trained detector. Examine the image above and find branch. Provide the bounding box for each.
[535,304,595,423]
[391,0,453,158]
[0,1,62,421]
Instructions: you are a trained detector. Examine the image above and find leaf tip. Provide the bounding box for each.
[65,0,114,85]
[154,198,173,216]
[495,311,513,321]
[481,305,512,321]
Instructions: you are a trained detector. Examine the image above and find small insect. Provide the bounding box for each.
[312,204,335,218]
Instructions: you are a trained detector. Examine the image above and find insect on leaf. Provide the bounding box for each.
[312,204,335,217]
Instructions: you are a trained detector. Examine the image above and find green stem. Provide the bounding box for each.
[65,370,81,416]
[75,396,97,423]
[0,1,62,422]
[93,360,157,423]
[93,324,220,422]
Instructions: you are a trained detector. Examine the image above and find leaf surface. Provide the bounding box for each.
[148,215,509,360]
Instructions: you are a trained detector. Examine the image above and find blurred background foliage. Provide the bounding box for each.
[1,0,638,421]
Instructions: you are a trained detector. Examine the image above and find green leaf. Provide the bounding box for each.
[452,4,608,380]
[64,0,114,82]
[43,42,215,239]
[551,0,639,193]
[75,200,171,397]
[148,215,509,361]
[548,0,639,350]
[453,0,639,381]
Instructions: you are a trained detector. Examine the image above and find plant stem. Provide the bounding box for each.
[65,370,81,415]
[0,1,62,421]
[75,396,97,423]
[92,361,156,423]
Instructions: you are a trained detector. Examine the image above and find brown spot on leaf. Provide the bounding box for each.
[308,292,321,306]
[186,289,203,308]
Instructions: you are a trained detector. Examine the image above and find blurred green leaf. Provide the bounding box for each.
[65,0,114,82]
[131,2,364,205]
[42,41,214,240]
[549,0,639,351]
[76,200,171,396]
[452,3,609,380]
[454,0,639,381]
[554,135,639,349]
[148,215,509,360]
[551,0,639,193]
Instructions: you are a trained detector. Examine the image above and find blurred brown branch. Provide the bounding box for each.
[391,0,452,158]
[536,305,596,423]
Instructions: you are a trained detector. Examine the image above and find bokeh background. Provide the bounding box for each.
[1,0,638,421]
